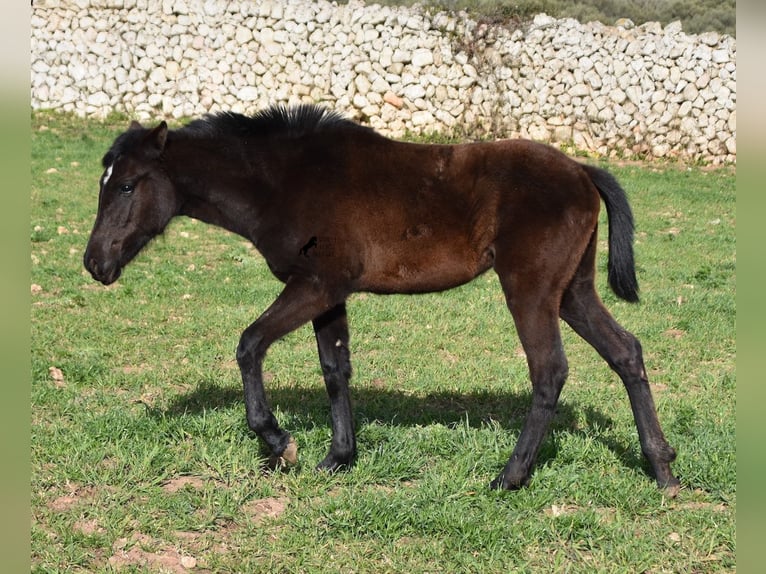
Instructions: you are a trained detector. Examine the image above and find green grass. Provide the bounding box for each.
[31,111,735,572]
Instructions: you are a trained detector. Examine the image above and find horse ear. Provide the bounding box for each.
[145,121,168,156]
[129,120,143,130]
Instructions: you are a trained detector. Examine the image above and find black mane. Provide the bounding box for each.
[103,105,372,166]
[180,104,371,140]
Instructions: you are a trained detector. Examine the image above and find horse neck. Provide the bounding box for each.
[169,136,274,240]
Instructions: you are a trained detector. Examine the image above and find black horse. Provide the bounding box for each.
[84,104,679,492]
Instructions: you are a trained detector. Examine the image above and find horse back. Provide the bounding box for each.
[259,133,600,296]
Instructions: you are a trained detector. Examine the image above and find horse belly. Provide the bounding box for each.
[359,236,493,294]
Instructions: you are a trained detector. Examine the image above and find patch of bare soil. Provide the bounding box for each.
[161,476,208,493]
[43,477,290,571]
[47,483,99,512]
[241,496,289,524]
[106,496,287,571]
[74,518,106,536]
[109,532,206,573]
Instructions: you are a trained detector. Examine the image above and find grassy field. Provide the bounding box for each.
[31,111,735,573]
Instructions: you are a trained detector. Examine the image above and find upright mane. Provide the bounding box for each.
[180,104,372,140]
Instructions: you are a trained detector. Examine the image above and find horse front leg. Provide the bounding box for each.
[313,303,356,472]
[237,279,337,468]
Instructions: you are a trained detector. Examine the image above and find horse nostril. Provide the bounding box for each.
[86,257,101,277]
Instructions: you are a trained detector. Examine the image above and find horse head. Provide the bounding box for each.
[84,120,180,285]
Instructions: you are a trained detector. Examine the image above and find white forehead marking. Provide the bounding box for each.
[102,164,114,187]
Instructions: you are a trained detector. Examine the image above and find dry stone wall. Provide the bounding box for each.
[31,0,736,163]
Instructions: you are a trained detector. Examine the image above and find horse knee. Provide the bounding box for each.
[319,341,352,381]
[319,360,352,398]
[236,327,267,368]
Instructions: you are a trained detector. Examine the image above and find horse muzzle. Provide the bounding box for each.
[84,252,122,285]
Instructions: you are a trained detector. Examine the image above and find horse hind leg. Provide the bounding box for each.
[491,270,570,490]
[560,251,680,494]
[493,315,568,489]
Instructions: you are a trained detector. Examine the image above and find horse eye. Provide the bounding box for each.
[119,184,135,195]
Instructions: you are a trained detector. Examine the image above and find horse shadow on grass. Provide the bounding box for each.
[152,377,648,478]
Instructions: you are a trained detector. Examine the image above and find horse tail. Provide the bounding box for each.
[582,164,640,302]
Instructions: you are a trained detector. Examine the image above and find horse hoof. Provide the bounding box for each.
[490,472,526,491]
[660,478,681,498]
[269,437,298,469]
[489,477,511,490]
[281,437,298,465]
[316,459,346,473]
